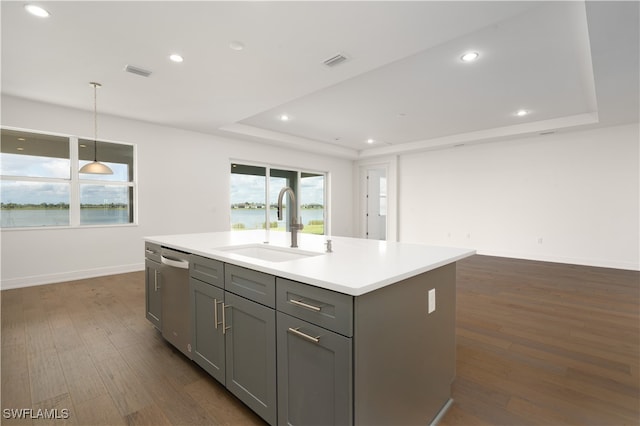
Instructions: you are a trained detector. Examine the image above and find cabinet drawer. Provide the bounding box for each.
[190,255,224,288]
[225,264,275,308]
[144,242,161,263]
[277,278,353,337]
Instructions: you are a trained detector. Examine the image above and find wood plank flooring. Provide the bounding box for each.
[1,255,638,425]
[440,256,639,426]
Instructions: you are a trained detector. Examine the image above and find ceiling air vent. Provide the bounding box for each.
[323,53,348,68]
[124,65,152,78]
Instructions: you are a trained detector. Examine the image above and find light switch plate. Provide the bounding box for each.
[428,288,436,314]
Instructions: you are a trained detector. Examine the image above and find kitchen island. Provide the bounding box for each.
[144,231,474,426]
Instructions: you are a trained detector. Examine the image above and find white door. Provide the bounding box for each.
[366,168,387,240]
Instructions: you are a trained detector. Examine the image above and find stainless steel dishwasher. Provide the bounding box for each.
[160,247,192,359]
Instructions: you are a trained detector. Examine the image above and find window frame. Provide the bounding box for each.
[230,160,329,236]
[1,126,138,230]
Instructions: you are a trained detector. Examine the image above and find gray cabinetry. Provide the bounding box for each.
[191,254,225,287]
[277,312,352,426]
[190,256,226,383]
[144,243,162,330]
[149,240,458,426]
[277,278,353,336]
[191,277,225,383]
[226,264,276,307]
[225,292,277,425]
[276,278,353,426]
[189,258,277,425]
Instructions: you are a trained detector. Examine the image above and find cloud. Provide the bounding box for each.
[0,181,69,204]
[230,174,325,205]
[80,185,129,205]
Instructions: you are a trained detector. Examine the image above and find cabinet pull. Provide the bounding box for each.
[214,299,224,329]
[154,270,159,291]
[145,248,156,255]
[214,298,218,329]
[288,327,320,343]
[289,299,321,312]
[222,304,232,335]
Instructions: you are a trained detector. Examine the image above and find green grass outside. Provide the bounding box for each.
[232,223,324,235]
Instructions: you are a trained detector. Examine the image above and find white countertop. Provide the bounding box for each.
[144,231,475,296]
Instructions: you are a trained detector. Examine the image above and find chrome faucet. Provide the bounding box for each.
[277,187,304,248]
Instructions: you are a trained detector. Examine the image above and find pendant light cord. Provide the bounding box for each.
[94,83,97,161]
[90,82,101,162]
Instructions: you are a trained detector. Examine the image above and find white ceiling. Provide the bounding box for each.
[2,1,638,159]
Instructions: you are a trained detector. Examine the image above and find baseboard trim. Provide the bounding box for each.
[1,263,145,290]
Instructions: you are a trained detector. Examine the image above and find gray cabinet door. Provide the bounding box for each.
[145,258,162,330]
[191,278,225,384]
[224,292,277,425]
[277,312,353,426]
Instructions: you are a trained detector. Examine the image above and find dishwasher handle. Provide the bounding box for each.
[161,255,189,269]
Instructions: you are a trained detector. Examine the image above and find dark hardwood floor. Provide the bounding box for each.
[1,255,638,425]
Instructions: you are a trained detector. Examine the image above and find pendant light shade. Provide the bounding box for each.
[79,82,113,175]
[79,158,113,174]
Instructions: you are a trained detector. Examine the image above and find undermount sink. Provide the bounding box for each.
[216,244,323,262]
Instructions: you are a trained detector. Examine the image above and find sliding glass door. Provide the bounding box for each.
[230,163,326,235]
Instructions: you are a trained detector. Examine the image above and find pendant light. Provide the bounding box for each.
[79,82,113,174]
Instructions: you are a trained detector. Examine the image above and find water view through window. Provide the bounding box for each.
[230,163,326,235]
[1,129,135,228]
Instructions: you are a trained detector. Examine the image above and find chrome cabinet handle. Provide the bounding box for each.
[289,299,321,312]
[145,248,156,255]
[154,270,159,291]
[214,298,218,329]
[288,327,320,343]
[222,304,232,335]
[214,299,224,329]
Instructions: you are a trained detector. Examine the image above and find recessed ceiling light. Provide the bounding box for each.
[515,109,529,117]
[279,114,290,122]
[25,4,50,18]
[169,54,184,63]
[229,41,245,51]
[367,139,375,144]
[461,51,479,62]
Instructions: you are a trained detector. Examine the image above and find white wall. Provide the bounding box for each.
[397,123,639,270]
[1,96,355,288]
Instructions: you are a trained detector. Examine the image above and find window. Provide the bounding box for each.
[1,128,135,228]
[230,163,326,235]
[79,139,134,225]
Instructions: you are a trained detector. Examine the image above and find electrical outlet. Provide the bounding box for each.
[428,288,436,314]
